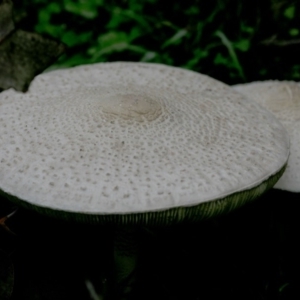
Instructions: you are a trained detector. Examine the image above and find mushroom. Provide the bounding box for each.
[233,80,299,192]
[0,63,289,297]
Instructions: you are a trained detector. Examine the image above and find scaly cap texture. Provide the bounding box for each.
[0,63,289,224]
[234,80,299,192]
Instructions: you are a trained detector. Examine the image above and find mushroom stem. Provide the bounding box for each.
[112,225,139,299]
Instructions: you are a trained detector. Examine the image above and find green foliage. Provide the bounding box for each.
[16,0,300,84]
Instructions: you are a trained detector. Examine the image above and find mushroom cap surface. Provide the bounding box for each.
[0,63,289,224]
[234,80,299,192]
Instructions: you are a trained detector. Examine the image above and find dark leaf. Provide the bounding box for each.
[0,29,65,92]
[0,0,14,42]
[0,210,17,235]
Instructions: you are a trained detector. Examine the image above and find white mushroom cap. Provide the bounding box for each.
[0,63,289,224]
[234,80,299,192]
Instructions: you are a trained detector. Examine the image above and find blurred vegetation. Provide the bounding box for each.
[13,0,300,84]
